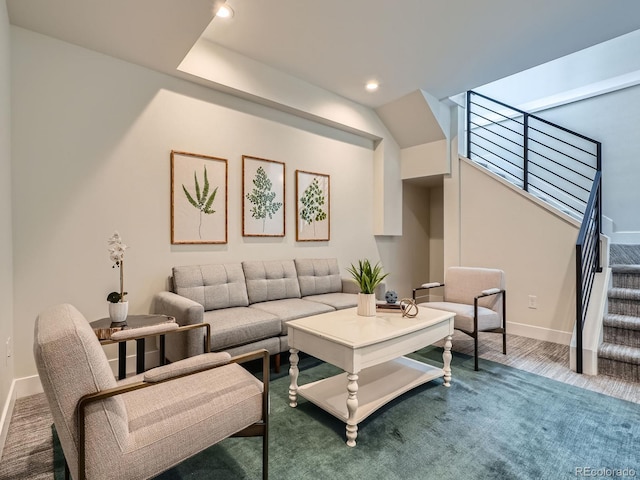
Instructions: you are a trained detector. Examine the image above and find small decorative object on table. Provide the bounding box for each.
[376,302,402,312]
[346,259,389,317]
[107,231,129,326]
[385,290,398,304]
[399,298,419,318]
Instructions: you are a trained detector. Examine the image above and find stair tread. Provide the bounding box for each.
[611,264,640,274]
[598,342,640,364]
[608,287,640,300]
[604,314,640,331]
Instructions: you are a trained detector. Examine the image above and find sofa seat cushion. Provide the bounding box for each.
[422,302,500,333]
[303,293,357,310]
[249,298,334,334]
[204,307,281,351]
[173,263,249,311]
[295,258,342,296]
[243,260,301,304]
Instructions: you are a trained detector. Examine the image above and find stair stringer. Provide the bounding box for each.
[570,264,610,375]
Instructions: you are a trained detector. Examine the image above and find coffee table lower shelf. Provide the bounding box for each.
[297,356,443,425]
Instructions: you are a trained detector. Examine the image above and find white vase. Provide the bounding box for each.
[357,293,377,317]
[108,301,129,324]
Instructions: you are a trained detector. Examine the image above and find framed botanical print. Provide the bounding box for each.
[295,169,330,242]
[171,150,228,244]
[242,155,285,237]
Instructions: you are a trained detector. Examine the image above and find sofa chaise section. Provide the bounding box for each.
[295,258,361,309]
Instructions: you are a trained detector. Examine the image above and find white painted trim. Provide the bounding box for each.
[602,215,614,238]
[0,380,17,458]
[517,70,640,115]
[608,232,640,244]
[570,267,610,376]
[459,68,640,117]
[506,321,572,345]
[15,374,43,397]
[602,215,640,244]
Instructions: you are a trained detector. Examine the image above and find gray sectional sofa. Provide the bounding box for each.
[151,258,383,365]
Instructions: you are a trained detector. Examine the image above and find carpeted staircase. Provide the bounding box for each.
[598,245,640,382]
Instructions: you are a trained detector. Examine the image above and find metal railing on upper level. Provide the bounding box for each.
[466,90,602,373]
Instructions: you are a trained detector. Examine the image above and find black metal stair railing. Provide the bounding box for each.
[466,90,602,373]
[575,170,602,373]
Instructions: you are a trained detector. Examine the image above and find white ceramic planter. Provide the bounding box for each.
[108,301,129,324]
[357,293,376,317]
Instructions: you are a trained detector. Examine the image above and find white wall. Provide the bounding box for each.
[535,84,640,239]
[400,140,448,179]
[476,29,640,111]
[10,27,420,379]
[180,39,403,236]
[474,28,640,242]
[377,182,431,299]
[429,184,444,284]
[456,159,579,342]
[0,0,14,420]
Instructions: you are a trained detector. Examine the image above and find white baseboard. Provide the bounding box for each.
[601,216,640,244]
[506,321,572,345]
[607,231,640,245]
[0,380,17,458]
[15,374,43,398]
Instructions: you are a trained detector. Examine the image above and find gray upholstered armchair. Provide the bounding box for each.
[33,304,269,480]
[413,266,506,371]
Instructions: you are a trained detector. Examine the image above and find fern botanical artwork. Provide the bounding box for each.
[171,150,228,244]
[242,155,285,237]
[296,169,330,241]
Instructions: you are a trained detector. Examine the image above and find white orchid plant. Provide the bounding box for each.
[107,231,128,303]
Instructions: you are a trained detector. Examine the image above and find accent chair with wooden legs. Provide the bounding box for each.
[33,303,269,480]
[413,266,506,371]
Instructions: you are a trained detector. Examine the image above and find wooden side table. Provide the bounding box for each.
[91,315,212,379]
[91,314,177,379]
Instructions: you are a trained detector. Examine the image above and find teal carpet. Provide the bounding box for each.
[54,348,640,479]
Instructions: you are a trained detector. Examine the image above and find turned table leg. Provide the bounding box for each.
[443,335,453,387]
[288,348,299,408]
[345,373,359,447]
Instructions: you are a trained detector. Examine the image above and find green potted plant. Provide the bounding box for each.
[107,231,128,325]
[346,259,389,316]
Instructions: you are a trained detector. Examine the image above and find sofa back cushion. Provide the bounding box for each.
[295,258,342,296]
[173,263,249,311]
[243,260,301,304]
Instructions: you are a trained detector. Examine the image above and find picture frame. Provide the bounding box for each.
[170,150,228,244]
[295,169,330,242]
[242,155,285,237]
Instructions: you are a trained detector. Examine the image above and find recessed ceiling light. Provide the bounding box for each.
[365,80,379,92]
[216,4,234,18]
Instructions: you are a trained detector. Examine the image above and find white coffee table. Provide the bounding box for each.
[287,306,454,446]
